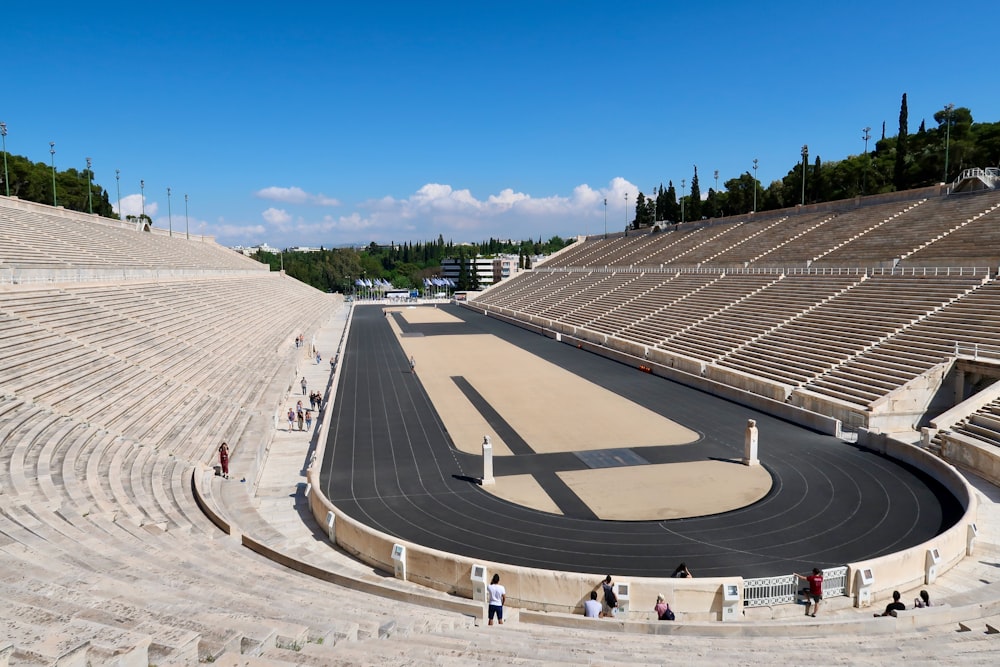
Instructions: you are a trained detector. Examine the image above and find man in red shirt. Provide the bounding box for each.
[796,568,823,617]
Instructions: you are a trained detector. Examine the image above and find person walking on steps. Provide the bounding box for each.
[301,376,307,395]
[218,442,230,479]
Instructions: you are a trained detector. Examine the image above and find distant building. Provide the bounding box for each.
[233,242,279,256]
[441,254,524,287]
[441,255,495,286]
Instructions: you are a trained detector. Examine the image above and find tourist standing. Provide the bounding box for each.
[218,442,230,479]
[487,574,506,626]
[795,568,824,617]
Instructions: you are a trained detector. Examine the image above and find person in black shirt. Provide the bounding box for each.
[874,590,905,617]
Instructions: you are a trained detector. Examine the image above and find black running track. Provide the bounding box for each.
[319,304,963,578]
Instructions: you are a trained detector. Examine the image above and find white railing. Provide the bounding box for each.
[743,574,798,607]
[744,566,847,607]
[954,342,1000,362]
[954,167,999,188]
[533,265,987,277]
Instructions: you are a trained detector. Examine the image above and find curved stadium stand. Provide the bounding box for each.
[2,184,1000,664]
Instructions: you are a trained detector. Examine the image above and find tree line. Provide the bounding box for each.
[254,235,569,293]
[0,152,116,217]
[630,97,1000,228]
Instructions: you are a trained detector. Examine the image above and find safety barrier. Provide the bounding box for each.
[743,566,847,608]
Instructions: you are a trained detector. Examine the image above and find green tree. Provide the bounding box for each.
[657,182,679,222]
[894,93,909,190]
[633,192,652,229]
[688,166,702,221]
[457,249,470,290]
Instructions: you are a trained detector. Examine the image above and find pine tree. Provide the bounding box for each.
[894,93,909,190]
[688,166,702,221]
[633,192,646,229]
[811,156,823,203]
[664,182,679,222]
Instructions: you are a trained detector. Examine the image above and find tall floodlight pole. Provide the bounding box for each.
[681,178,686,224]
[184,193,189,240]
[140,179,145,223]
[800,145,808,205]
[752,158,759,213]
[49,142,57,206]
[167,187,173,237]
[862,127,871,194]
[943,103,955,184]
[86,157,93,214]
[652,186,657,225]
[624,192,628,231]
[1,122,9,197]
[713,170,719,218]
[115,169,121,220]
[603,197,607,239]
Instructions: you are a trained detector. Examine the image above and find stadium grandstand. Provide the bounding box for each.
[3,170,1000,666]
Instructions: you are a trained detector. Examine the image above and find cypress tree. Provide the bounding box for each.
[688,166,702,221]
[894,93,909,190]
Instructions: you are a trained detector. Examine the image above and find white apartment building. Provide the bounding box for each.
[440,254,523,287]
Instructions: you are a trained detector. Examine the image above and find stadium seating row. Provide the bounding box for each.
[0,195,485,662]
[476,269,992,417]
[544,189,1000,269]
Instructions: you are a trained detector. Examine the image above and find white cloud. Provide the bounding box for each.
[262,207,292,225]
[210,178,642,248]
[212,222,268,240]
[255,186,340,206]
[114,193,159,219]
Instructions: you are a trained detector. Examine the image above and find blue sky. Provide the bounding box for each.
[5,1,999,248]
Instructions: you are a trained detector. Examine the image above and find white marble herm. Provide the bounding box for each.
[482,435,495,485]
[743,419,759,466]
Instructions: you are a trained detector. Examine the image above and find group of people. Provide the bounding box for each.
[583,572,683,621]
[873,589,932,617]
[308,391,323,412]
[797,567,934,619]
[485,566,933,625]
[287,403,313,432]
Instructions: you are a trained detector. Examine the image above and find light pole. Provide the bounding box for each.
[800,145,808,205]
[603,197,607,238]
[713,170,719,218]
[624,192,628,231]
[752,158,759,213]
[862,127,871,194]
[86,157,93,214]
[943,103,955,184]
[1,122,9,197]
[681,178,686,223]
[651,186,657,226]
[49,142,57,206]
[140,179,145,223]
[115,169,121,220]
[167,187,173,237]
[184,194,189,240]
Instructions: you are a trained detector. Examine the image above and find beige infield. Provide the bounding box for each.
[385,305,772,520]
